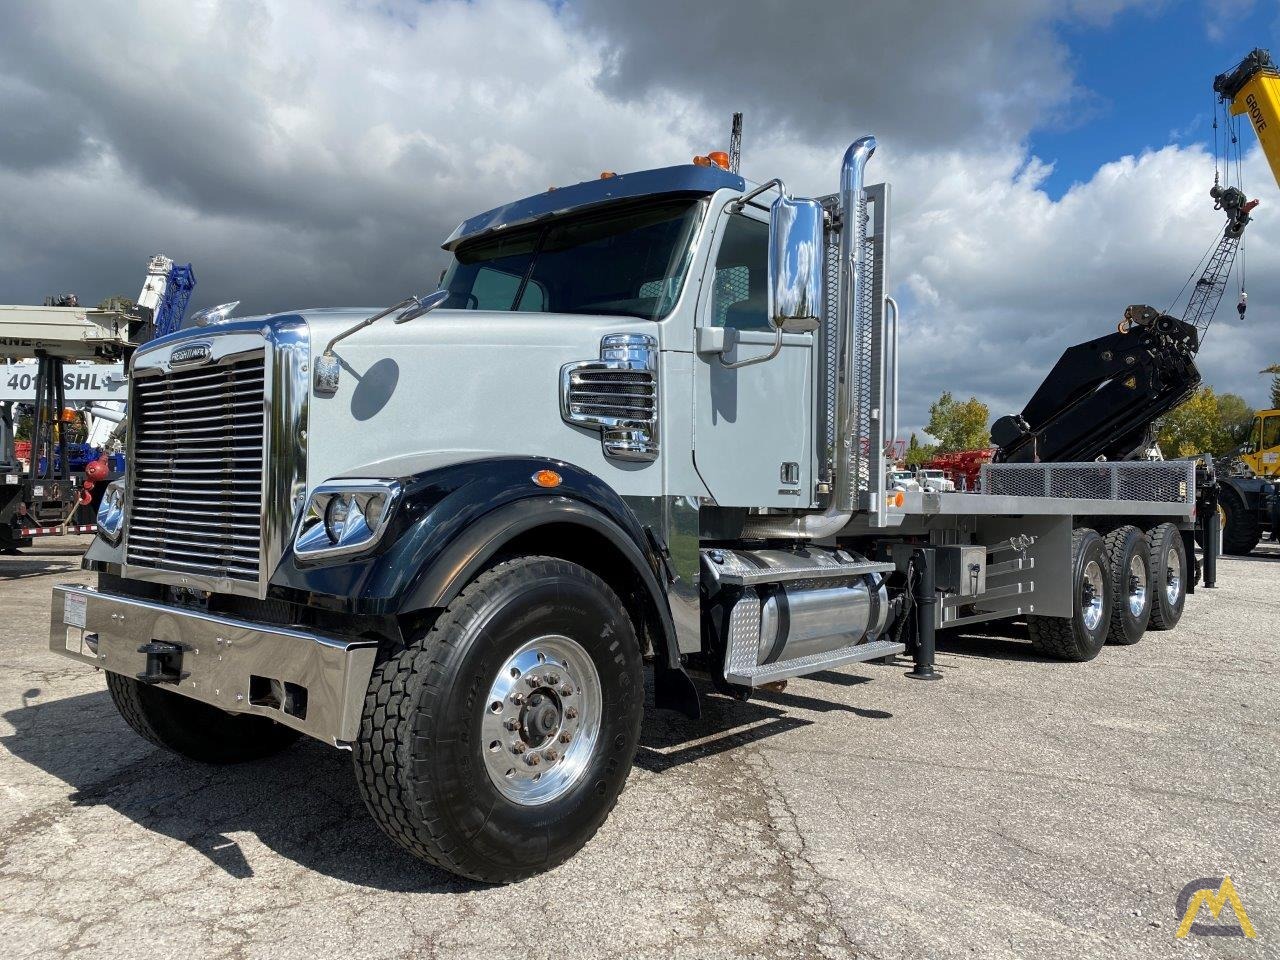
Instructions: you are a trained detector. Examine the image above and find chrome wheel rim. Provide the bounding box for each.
[1165,551,1181,607]
[481,634,602,806]
[1127,553,1148,618]
[1081,559,1105,631]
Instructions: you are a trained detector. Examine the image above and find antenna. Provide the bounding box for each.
[729,112,743,174]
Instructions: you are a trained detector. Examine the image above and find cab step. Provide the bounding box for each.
[725,639,906,687]
[713,557,895,587]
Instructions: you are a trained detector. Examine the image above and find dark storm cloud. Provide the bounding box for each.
[570,0,1136,151]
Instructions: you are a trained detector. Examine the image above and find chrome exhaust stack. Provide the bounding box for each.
[834,135,877,513]
[742,135,877,541]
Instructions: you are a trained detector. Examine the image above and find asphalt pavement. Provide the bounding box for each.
[0,536,1275,959]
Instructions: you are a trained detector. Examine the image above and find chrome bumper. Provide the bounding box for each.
[50,584,378,747]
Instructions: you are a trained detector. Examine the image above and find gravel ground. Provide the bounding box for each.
[0,536,1275,959]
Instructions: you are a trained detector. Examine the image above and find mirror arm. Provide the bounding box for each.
[321,296,419,357]
[718,327,784,369]
[732,178,787,213]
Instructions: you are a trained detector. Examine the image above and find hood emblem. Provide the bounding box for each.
[170,342,212,366]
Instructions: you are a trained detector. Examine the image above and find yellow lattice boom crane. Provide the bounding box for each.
[1206,50,1280,551]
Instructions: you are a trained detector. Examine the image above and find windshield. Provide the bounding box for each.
[441,197,706,320]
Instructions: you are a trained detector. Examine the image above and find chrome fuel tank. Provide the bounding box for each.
[703,546,892,676]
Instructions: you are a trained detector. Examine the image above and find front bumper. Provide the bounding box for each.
[50,584,378,746]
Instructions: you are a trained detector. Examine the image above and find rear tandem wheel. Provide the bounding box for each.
[1027,527,1112,662]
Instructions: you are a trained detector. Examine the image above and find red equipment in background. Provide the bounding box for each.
[926,449,995,491]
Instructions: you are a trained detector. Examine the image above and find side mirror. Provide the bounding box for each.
[768,196,824,334]
[394,288,449,324]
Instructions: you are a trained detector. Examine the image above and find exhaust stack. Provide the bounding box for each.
[742,135,876,540]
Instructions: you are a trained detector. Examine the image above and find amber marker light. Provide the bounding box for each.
[532,469,563,488]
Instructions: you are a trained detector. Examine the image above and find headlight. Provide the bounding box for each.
[295,481,399,559]
[96,479,125,545]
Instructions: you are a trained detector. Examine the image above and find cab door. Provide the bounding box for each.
[1253,413,1280,476]
[692,207,814,507]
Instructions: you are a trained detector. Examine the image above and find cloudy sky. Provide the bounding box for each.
[1,0,1278,436]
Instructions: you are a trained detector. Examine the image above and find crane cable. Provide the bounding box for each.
[1168,93,1250,334]
[1231,107,1248,318]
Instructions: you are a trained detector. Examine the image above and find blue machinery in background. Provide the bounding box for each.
[155,262,196,336]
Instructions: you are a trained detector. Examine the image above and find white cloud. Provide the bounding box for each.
[0,0,1274,440]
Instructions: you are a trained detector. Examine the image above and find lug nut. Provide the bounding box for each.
[565,707,578,720]
[525,675,540,688]
[510,692,525,706]
[544,749,559,763]
[559,732,571,744]
[524,753,541,766]
[561,685,573,697]
[503,718,520,732]
[510,741,527,754]
[546,673,561,686]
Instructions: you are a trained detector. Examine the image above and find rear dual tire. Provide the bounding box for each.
[1146,522,1187,630]
[1104,525,1150,645]
[1028,528,1111,662]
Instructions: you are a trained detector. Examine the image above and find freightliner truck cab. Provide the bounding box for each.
[50,136,1205,882]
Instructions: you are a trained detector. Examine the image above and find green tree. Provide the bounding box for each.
[1217,392,1255,446]
[904,431,936,467]
[1262,364,1280,409]
[1156,387,1253,458]
[925,391,990,452]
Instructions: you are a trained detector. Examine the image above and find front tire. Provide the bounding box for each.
[1104,525,1151,645]
[1146,523,1187,630]
[105,672,300,763]
[1027,528,1111,662]
[353,556,643,884]
[1220,491,1261,556]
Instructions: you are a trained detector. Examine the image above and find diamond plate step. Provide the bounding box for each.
[725,639,906,687]
[716,560,895,587]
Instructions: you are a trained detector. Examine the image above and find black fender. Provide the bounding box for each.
[270,456,689,685]
[1220,475,1272,516]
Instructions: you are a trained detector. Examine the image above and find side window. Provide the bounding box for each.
[469,267,523,310]
[710,215,770,331]
[1263,415,1280,450]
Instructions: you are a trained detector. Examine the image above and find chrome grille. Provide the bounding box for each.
[126,352,266,581]
[566,369,656,421]
[560,334,659,461]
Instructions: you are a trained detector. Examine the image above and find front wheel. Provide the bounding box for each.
[1220,492,1261,556]
[353,556,644,883]
[1027,527,1111,661]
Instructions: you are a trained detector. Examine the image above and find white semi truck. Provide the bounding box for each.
[49,137,1217,883]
